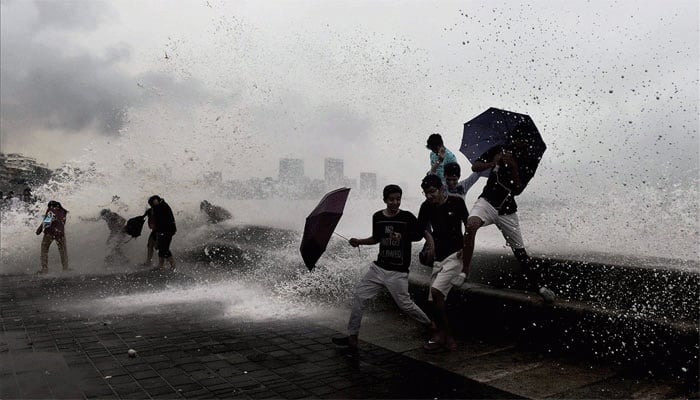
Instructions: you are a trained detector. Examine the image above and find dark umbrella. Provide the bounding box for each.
[460,107,546,188]
[300,187,351,270]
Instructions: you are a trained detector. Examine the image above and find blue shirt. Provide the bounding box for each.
[446,171,483,200]
[429,147,458,183]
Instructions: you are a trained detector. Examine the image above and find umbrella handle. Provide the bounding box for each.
[333,232,361,256]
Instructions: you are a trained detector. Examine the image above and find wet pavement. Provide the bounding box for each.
[0,271,695,399]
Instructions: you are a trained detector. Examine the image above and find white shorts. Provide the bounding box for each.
[470,197,525,250]
[429,251,462,300]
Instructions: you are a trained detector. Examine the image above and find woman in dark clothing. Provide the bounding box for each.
[36,200,70,273]
[148,195,177,270]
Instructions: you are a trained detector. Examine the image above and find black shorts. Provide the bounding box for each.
[157,232,174,258]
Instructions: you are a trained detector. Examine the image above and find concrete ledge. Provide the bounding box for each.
[407,252,700,386]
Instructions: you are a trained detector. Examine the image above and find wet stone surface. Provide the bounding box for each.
[1,271,696,399]
[0,273,515,399]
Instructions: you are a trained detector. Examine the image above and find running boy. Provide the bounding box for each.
[332,184,433,353]
[417,174,470,352]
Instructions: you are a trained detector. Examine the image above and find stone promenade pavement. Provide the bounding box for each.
[0,271,694,399]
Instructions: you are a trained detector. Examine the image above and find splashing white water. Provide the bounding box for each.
[1,2,698,274]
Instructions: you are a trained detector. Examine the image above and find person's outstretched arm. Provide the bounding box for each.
[459,172,482,194]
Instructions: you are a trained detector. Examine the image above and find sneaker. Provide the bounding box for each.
[35,269,48,275]
[423,339,445,353]
[332,336,350,346]
[332,334,358,349]
[423,329,446,353]
[539,287,556,304]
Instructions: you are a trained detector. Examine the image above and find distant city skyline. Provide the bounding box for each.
[278,157,377,196]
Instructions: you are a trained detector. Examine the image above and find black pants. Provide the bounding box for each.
[157,232,174,258]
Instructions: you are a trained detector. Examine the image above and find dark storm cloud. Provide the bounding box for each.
[0,0,216,139]
[1,31,135,136]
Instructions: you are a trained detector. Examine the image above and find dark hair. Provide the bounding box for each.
[382,184,402,200]
[444,162,461,177]
[148,195,162,206]
[47,200,67,212]
[421,174,443,190]
[426,133,444,151]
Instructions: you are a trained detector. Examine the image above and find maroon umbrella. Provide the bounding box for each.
[300,187,351,270]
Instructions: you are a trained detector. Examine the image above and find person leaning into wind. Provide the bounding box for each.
[462,139,555,303]
[35,200,70,274]
[148,195,177,271]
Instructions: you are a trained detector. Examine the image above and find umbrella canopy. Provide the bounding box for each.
[460,107,546,188]
[460,107,544,161]
[300,187,350,270]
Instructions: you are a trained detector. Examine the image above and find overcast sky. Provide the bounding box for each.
[1,0,698,194]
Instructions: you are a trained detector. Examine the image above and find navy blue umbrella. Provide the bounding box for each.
[460,107,546,187]
[461,108,544,159]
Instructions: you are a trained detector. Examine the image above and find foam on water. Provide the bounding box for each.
[86,280,320,321]
[65,232,375,323]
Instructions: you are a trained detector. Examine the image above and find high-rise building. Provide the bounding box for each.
[324,158,344,188]
[0,153,52,189]
[359,172,377,198]
[279,158,305,184]
[2,153,38,173]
